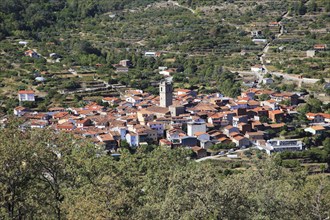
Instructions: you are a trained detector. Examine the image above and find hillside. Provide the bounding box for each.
[1,1,330,219]
[0,125,329,219]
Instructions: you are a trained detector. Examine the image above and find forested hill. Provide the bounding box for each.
[0,0,159,39]
[3,0,329,39]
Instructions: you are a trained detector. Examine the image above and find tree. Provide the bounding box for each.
[62,80,81,90]
[74,41,101,56]
[280,99,291,106]
[260,116,270,123]
[298,2,307,15]
[1,121,330,219]
[323,138,330,171]
[297,97,323,114]
[0,123,103,219]
[301,176,330,219]
[209,142,236,151]
[308,0,317,12]
[326,1,330,12]
[318,78,325,84]
[258,94,270,101]
[0,126,39,219]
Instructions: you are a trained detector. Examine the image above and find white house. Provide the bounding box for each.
[223,125,240,136]
[194,132,210,142]
[306,50,316,57]
[166,128,185,144]
[261,100,278,110]
[252,39,267,44]
[232,136,250,148]
[159,68,176,76]
[14,106,28,117]
[24,50,39,58]
[18,90,35,102]
[159,66,167,71]
[257,139,303,155]
[187,120,206,136]
[102,97,120,106]
[304,126,326,135]
[159,70,171,76]
[232,115,248,127]
[119,59,132,67]
[30,120,49,129]
[75,118,92,128]
[306,113,325,123]
[227,154,239,159]
[251,30,261,37]
[49,53,59,58]
[147,121,165,138]
[251,65,264,73]
[126,96,143,106]
[19,41,28,46]
[262,78,274,85]
[126,132,139,147]
[177,89,193,96]
[110,127,127,140]
[145,51,161,57]
[145,52,156,57]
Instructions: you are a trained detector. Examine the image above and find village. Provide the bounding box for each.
[2,1,330,219]
[1,0,329,162]
[11,73,330,160]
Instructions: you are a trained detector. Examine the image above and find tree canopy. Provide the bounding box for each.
[0,123,329,219]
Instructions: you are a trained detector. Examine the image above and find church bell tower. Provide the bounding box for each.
[159,80,173,108]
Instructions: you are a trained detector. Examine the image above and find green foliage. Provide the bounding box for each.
[258,94,270,101]
[307,0,317,12]
[0,123,330,219]
[260,116,270,123]
[279,148,328,164]
[3,98,19,113]
[298,97,323,114]
[21,101,37,109]
[216,71,241,97]
[0,125,98,219]
[323,138,330,171]
[281,159,301,169]
[209,142,236,151]
[62,80,81,90]
[290,1,307,15]
[74,41,101,56]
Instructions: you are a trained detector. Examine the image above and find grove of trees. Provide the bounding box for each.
[0,122,329,219]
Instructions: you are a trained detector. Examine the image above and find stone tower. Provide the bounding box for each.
[159,80,173,108]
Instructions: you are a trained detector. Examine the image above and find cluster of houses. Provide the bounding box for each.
[24,48,62,63]
[13,81,330,158]
[249,21,284,45]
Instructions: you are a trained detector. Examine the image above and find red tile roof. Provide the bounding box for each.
[18,90,34,94]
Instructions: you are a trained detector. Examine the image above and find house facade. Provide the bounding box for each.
[257,139,303,155]
[18,90,35,102]
[187,121,206,136]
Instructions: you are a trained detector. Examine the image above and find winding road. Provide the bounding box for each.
[243,8,330,86]
[234,70,328,85]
